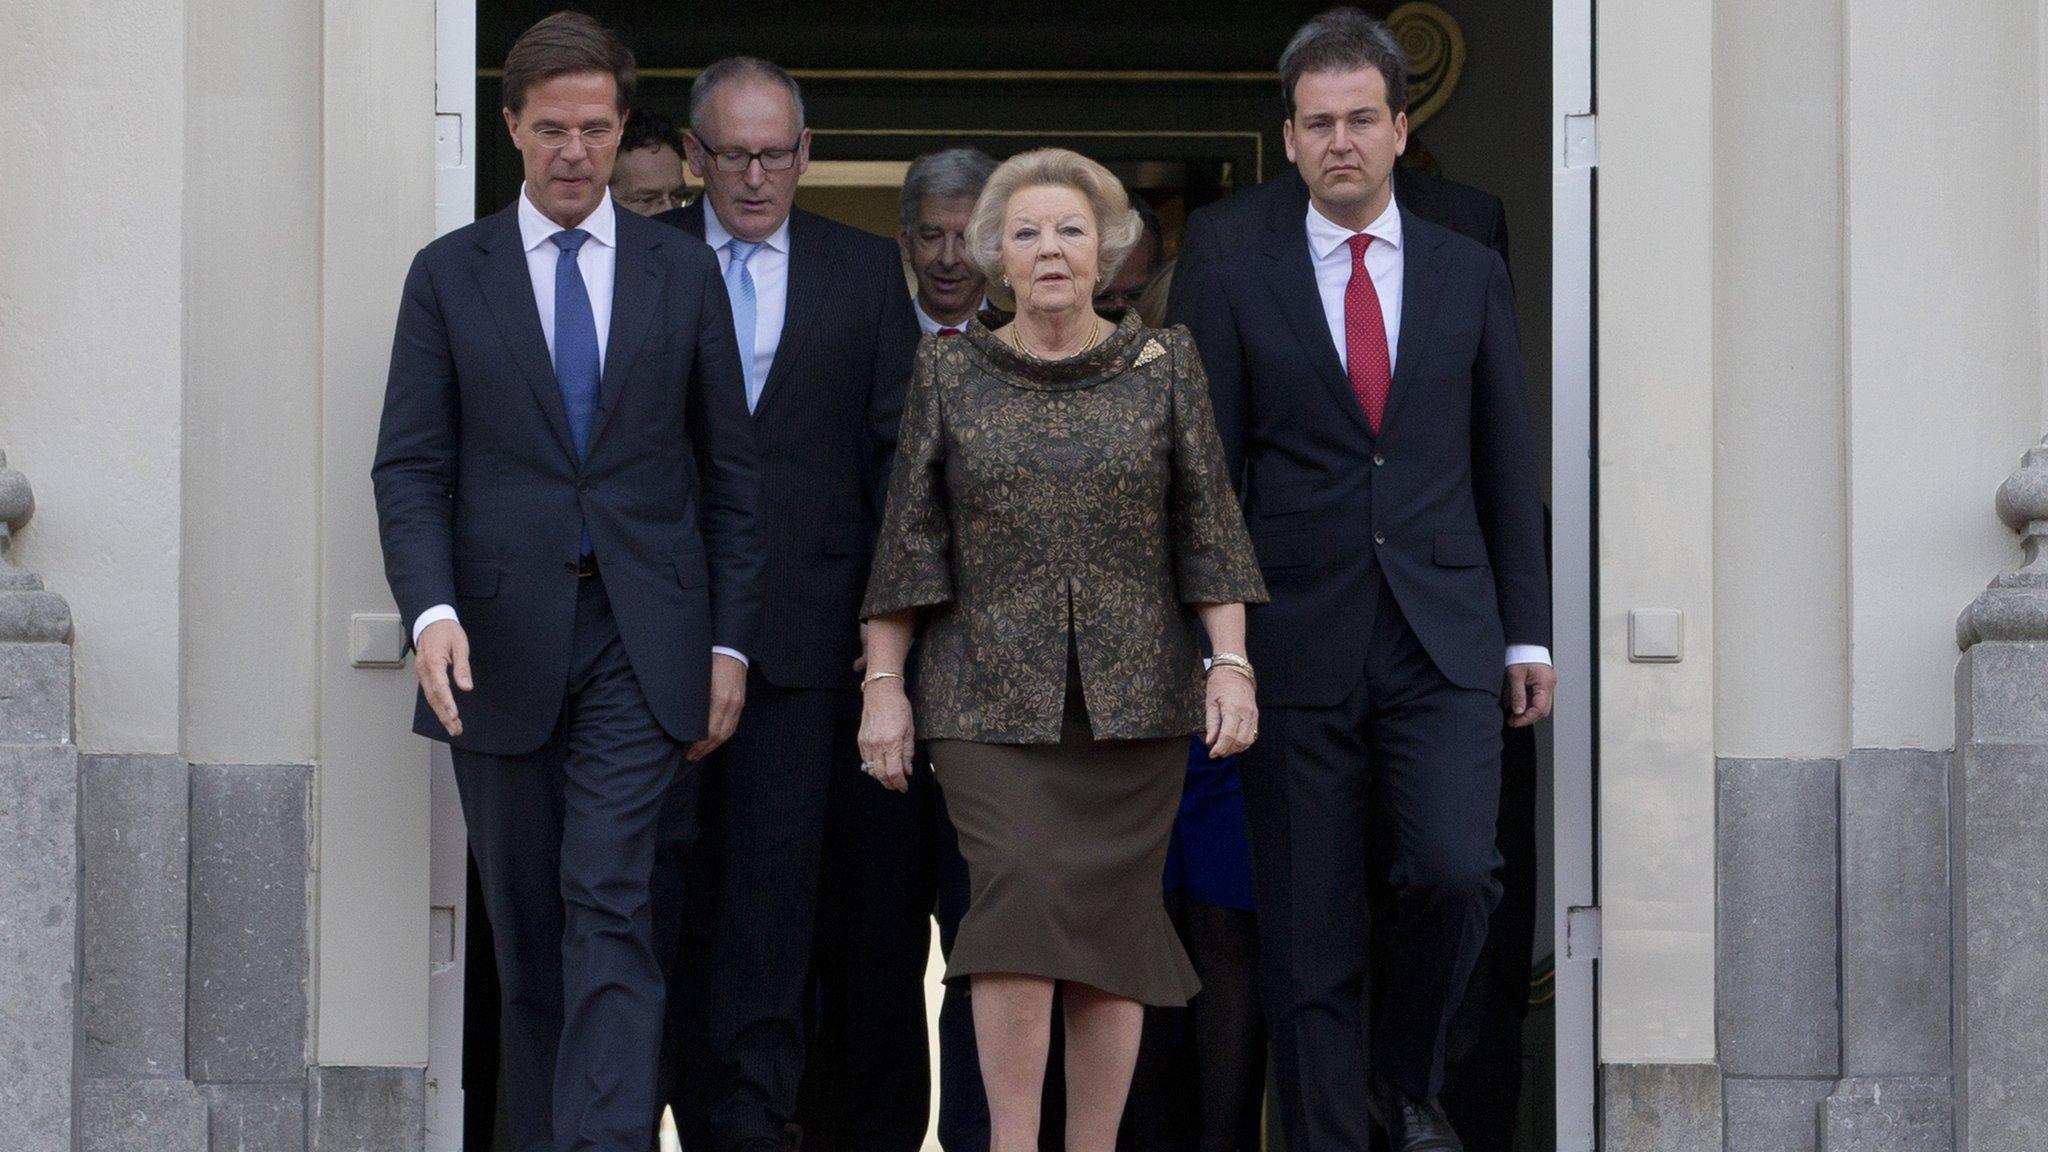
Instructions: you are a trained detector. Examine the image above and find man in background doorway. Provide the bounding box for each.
[612,105,691,217]
[1093,195,1163,314]
[899,147,996,336]
[651,54,920,1152]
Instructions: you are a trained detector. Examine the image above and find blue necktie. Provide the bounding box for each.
[552,228,600,554]
[725,239,762,412]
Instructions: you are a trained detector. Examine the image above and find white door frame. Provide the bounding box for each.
[426,0,478,1147]
[1551,0,1599,1146]
[423,4,1600,1147]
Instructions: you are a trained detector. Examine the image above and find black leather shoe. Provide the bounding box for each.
[1366,1075,1464,1152]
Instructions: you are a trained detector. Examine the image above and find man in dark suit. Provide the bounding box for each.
[649,56,920,1152]
[371,14,762,1151]
[1168,11,1553,1152]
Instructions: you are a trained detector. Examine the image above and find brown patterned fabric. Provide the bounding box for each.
[862,310,1268,743]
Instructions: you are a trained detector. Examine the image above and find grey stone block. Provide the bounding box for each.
[1603,1063,1722,1152]
[1821,1077,1951,1152]
[1956,643,2048,743]
[1840,749,1949,1078]
[0,742,78,1152]
[80,1077,208,1152]
[1724,1077,1829,1152]
[0,641,71,742]
[188,764,311,1083]
[204,1081,307,1152]
[1717,758,1841,1077]
[306,1066,425,1152]
[81,753,190,1079]
[1951,732,2048,1151]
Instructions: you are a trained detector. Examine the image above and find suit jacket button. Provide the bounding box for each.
[1373,453,1386,466]
[577,481,591,494]
[1373,532,1387,545]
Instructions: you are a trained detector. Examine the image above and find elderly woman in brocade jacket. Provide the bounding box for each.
[856,148,1268,1152]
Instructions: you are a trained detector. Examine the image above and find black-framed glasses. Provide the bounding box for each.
[529,125,619,150]
[692,132,801,173]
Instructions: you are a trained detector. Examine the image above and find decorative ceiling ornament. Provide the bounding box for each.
[1389,2,1466,132]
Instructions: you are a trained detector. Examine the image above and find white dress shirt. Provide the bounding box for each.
[913,295,982,336]
[1303,194,1549,671]
[702,207,791,400]
[413,185,745,666]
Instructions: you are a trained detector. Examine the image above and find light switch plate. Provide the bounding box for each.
[1628,608,1684,662]
[350,613,408,668]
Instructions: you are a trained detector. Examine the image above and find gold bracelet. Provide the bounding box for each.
[861,670,906,690]
[1209,663,1256,685]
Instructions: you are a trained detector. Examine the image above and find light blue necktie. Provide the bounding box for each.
[551,228,600,554]
[725,238,762,412]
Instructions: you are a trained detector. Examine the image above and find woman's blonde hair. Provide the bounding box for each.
[965,148,1144,311]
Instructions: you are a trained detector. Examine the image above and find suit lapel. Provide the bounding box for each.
[1259,199,1375,441]
[475,207,579,463]
[586,217,664,453]
[751,210,832,419]
[1384,210,1447,433]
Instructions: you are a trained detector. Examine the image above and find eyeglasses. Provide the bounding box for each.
[529,125,619,150]
[692,132,801,173]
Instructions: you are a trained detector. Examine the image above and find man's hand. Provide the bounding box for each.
[416,619,473,738]
[1505,662,1556,728]
[688,652,749,761]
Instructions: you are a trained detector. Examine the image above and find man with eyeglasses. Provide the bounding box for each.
[612,105,692,217]
[373,13,763,1151]
[653,54,920,1152]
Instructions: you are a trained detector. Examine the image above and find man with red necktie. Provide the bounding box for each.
[1169,10,1553,1152]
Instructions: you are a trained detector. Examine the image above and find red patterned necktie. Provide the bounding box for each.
[1344,233,1391,433]
[937,326,961,337]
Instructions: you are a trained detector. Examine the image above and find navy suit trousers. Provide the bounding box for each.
[453,571,690,1152]
[1242,581,1504,1151]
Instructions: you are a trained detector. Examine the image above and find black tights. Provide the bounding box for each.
[1120,895,1266,1152]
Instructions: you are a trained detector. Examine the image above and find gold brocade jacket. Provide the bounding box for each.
[861,311,1268,744]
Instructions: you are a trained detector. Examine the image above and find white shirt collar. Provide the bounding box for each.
[914,294,983,334]
[1305,191,1402,262]
[517,183,618,252]
[702,203,792,256]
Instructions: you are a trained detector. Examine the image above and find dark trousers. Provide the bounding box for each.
[659,673,836,1151]
[798,700,947,1152]
[453,572,688,1152]
[1243,586,1504,1152]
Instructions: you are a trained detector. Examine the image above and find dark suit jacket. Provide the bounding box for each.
[654,201,919,689]
[373,200,765,754]
[1169,171,1548,704]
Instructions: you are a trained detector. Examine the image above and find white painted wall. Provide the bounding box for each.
[313,0,440,1066]
[1711,0,1850,760]
[1843,0,2042,752]
[181,0,323,765]
[0,0,187,754]
[1596,0,1719,1064]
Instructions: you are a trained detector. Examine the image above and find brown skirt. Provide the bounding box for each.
[929,673,1201,1007]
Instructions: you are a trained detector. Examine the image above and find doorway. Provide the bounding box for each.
[432,3,1596,1148]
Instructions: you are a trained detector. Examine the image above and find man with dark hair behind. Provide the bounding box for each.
[372,10,762,1151]
[614,105,691,217]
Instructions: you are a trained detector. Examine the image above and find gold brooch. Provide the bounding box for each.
[1133,338,1167,367]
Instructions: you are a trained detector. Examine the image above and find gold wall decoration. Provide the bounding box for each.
[1389,2,1466,131]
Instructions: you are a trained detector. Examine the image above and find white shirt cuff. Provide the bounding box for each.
[1506,644,1552,668]
[711,646,749,667]
[413,604,459,645]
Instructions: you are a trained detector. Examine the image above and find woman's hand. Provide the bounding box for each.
[858,679,917,792]
[1204,668,1259,759]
